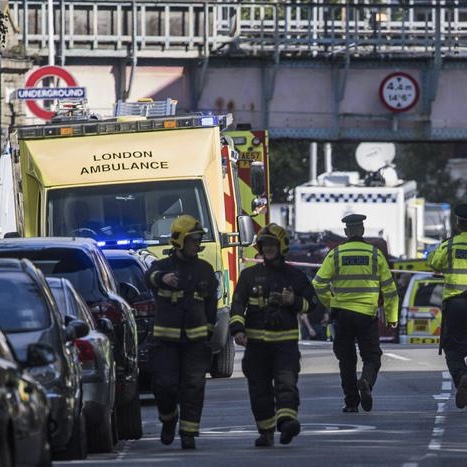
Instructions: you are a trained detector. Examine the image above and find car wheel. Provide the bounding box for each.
[88,407,113,453]
[0,428,13,467]
[64,410,87,460]
[117,390,142,440]
[210,335,235,378]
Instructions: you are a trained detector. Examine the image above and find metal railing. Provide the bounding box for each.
[7,1,467,60]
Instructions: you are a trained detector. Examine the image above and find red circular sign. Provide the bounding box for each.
[24,66,78,120]
[379,72,419,113]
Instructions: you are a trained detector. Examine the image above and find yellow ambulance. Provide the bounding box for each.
[9,100,266,377]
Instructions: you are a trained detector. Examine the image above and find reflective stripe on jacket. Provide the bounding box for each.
[428,232,467,301]
[229,261,317,343]
[312,240,398,322]
[145,252,217,342]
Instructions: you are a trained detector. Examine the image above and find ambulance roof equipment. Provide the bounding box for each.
[14,98,233,140]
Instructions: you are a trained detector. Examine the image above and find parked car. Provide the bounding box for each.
[102,249,157,389]
[46,276,117,453]
[0,257,88,460]
[0,237,142,440]
[399,272,443,345]
[0,327,53,467]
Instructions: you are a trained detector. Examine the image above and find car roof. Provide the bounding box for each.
[102,249,140,259]
[0,236,98,250]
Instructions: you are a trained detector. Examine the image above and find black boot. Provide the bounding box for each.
[181,434,196,450]
[342,405,358,413]
[358,378,373,412]
[160,417,178,445]
[279,420,301,445]
[456,374,467,409]
[255,431,274,447]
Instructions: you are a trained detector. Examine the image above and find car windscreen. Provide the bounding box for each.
[107,258,150,294]
[0,272,51,333]
[47,179,214,246]
[413,282,443,308]
[0,248,100,303]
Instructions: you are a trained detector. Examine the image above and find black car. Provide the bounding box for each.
[0,327,53,467]
[0,237,142,440]
[103,249,157,389]
[0,258,88,460]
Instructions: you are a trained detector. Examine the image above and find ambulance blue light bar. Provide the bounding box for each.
[15,112,233,140]
[97,237,147,250]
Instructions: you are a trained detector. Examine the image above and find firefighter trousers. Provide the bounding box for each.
[332,308,382,408]
[149,339,211,436]
[242,340,300,433]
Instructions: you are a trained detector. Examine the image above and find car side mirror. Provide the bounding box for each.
[26,343,56,367]
[97,317,114,336]
[65,319,90,341]
[119,281,140,304]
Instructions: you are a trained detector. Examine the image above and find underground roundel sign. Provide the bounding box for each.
[379,72,419,113]
[20,66,86,121]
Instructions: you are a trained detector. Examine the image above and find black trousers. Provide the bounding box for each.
[242,340,300,433]
[149,339,211,436]
[443,296,467,388]
[332,308,382,407]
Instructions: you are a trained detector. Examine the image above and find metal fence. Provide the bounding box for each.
[7,1,467,60]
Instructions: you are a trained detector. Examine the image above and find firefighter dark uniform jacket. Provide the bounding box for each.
[147,252,217,342]
[428,232,467,301]
[229,260,316,342]
[312,240,398,323]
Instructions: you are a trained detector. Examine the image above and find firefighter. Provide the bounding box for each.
[145,215,217,449]
[230,223,316,447]
[312,214,399,413]
[428,204,467,409]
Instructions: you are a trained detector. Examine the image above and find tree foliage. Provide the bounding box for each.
[0,11,7,48]
[269,140,467,208]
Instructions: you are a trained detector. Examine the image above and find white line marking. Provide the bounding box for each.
[385,352,410,361]
[428,372,451,452]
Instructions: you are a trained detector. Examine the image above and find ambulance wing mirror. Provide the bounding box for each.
[238,215,255,246]
[220,215,255,248]
[250,161,265,196]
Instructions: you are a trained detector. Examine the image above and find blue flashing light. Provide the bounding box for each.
[201,116,218,127]
[97,237,147,250]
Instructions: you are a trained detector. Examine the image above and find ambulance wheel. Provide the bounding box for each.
[210,336,235,378]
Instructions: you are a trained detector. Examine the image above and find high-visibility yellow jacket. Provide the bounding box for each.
[428,232,467,301]
[312,240,399,323]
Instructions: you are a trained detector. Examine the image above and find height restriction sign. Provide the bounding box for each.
[379,72,419,113]
[18,66,87,121]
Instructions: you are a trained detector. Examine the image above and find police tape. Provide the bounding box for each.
[242,257,439,275]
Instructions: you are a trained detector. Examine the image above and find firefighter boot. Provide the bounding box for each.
[255,431,274,447]
[358,378,373,412]
[456,374,467,409]
[181,434,196,450]
[160,417,178,445]
[279,420,301,445]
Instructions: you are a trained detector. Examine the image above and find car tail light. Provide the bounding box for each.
[75,339,97,371]
[89,301,123,324]
[133,300,156,317]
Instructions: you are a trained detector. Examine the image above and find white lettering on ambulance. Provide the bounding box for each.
[92,151,153,161]
[80,161,169,175]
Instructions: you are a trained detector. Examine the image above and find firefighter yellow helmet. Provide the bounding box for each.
[256,223,289,256]
[170,215,204,250]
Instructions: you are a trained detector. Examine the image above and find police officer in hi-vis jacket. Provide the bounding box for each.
[429,204,467,409]
[230,223,316,447]
[313,214,399,413]
[146,215,217,450]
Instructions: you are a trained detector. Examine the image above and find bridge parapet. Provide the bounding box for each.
[7,1,467,61]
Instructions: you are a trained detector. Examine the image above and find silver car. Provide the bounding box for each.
[46,276,117,453]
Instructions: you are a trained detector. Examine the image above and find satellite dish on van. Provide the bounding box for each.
[355,142,396,172]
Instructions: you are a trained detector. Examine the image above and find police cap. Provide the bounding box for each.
[454,204,467,221]
[341,214,367,226]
